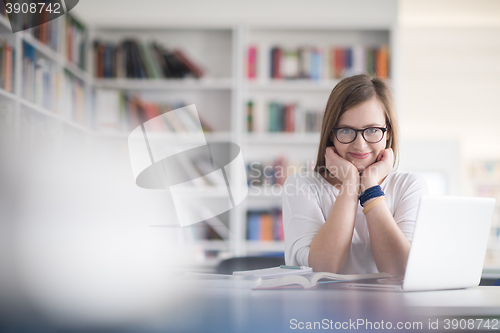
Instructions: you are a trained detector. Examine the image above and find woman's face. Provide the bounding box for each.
[330,97,389,172]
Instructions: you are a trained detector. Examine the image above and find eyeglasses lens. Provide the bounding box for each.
[336,128,383,144]
[336,128,356,143]
[363,128,383,143]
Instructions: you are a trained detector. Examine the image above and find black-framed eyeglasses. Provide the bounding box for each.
[332,127,387,144]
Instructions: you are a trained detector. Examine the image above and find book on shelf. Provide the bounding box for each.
[247,100,254,132]
[65,14,87,70]
[0,39,14,92]
[23,41,77,114]
[94,39,204,79]
[28,17,59,52]
[247,209,284,241]
[247,45,257,79]
[93,91,214,133]
[247,100,322,133]
[251,44,389,81]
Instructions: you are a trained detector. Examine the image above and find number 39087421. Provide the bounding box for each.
[6,2,61,14]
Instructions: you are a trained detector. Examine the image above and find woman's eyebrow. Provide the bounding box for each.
[336,123,385,128]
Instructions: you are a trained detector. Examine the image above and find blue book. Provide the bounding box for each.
[247,213,260,241]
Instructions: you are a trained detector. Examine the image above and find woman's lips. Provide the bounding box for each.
[349,152,371,159]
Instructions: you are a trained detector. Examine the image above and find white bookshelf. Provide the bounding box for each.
[0,16,399,262]
[0,12,92,137]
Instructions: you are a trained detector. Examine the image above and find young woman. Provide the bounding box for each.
[282,74,428,277]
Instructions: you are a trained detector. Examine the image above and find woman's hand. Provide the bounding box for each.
[325,147,359,188]
[360,148,394,190]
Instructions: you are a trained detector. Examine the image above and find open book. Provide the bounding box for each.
[254,271,392,290]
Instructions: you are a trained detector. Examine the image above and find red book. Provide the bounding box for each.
[5,44,11,92]
[172,49,204,78]
[272,47,282,79]
[143,103,165,132]
[334,47,345,79]
[247,45,257,79]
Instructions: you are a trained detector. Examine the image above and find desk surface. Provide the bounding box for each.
[153,285,500,333]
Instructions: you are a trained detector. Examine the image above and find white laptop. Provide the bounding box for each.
[345,195,495,292]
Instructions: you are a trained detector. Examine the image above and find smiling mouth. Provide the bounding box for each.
[349,152,371,159]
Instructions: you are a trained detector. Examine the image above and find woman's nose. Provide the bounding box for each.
[351,133,368,150]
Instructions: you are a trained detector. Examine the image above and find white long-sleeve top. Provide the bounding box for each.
[282,171,428,274]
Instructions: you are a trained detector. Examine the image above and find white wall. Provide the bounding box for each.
[398,0,500,195]
[73,0,397,27]
[398,0,500,161]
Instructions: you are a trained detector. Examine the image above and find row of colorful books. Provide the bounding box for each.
[93,40,204,79]
[23,42,57,109]
[23,41,87,124]
[29,12,60,52]
[247,100,323,133]
[247,209,284,241]
[247,45,389,80]
[93,91,214,133]
[0,40,14,92]
[24,13,86,69]
[64,15,87,70]
[246,158,313,187]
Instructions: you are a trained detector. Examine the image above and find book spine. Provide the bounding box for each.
[247,100,254,132]
[375,45,389,79]
[247,45,257,79]
[5,44,11,92]
[246,209,284,241]
[260,214,273,241]
[173,49,204,78]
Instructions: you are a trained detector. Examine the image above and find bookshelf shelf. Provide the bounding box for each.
[94,131,232,142]
[93,78,234,91]
[245,133,320,145]
[0,15,10,33]
[244,241,284,253]
[22,33,64,64]
[20,99,90,133]
[22,32,89,83]
[0,87,16,101]
[247,80,339,91]
[65,62,89,81]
